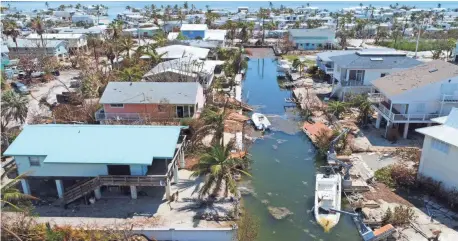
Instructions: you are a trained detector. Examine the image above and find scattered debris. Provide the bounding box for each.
[267,206,293,220]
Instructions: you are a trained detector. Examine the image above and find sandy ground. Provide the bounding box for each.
[27,70,81,123]
[27,170,234,229]
[353,152,400,171]
[352,124,423,151]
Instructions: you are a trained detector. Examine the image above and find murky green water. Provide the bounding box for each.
[242,57,360,241]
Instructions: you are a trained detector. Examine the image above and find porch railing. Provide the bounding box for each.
[367,93,384,103]
[341,79,364,86]
[95,109,184,122]
[441,94,458,103]
[373,103,440,123]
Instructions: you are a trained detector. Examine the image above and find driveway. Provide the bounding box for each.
[26,70,81,124]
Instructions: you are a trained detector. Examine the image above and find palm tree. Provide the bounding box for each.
[45,1,49,9]
[205,12,220,29]
[75,3,81,9]
[292,58,307,75]
[119,36,135,57]
[257,8,271,43]
[126,5,131,11]
[183,1,188,10]
[141,47,166,67]
[1,91,28,130]
[31,17,45,53]
[1,172,37,211]
[327,101,347,119]
[191,143,251,198]
[58,4,65,11]
[224,20,239,44]
[87,34,103,70]
[117,67,143,82]
[2,21,19,50]
[153,31,167,46]
[350,94,372,125]
[108,20,123,40]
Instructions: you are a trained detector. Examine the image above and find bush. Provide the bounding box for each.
[382,206,415,226]
[375,164,417,189]
[306,65,319,75]
[378,40,436,51]
[375,166,395,188]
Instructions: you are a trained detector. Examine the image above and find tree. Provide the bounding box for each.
[119,36,135,57]
[31,17,46,54]
[107,20,124,40]
[176,32,187,40]
[327,101,347,119]
[257,8,271,43]
[153,31,167,47]
[191,143,251,198]
[1,172,37,211]
[45,1,49,9]
[1,20,19,50]
[205,12,220,29]
[292,58,307,76]
[374,25,389,44]
[87,34,103,70]
[349,94,372,125]
[1,91,29,130]
[58,4,65,11]
[183,1,188,9]
[116,67,143,82]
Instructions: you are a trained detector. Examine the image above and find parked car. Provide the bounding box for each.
[10,82,30,95]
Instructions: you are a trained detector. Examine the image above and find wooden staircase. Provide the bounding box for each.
[62,175,167,205]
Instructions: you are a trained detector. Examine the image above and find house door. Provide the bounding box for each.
[176,106,184,118]
[107,165,131,175]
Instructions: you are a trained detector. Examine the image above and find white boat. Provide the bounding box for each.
[277,59,291,72]
[314,172,342,232]
[251,113,271,130]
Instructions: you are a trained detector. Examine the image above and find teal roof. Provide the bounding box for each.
[4,125,183,165]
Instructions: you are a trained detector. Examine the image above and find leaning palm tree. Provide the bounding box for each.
[117,67,143,82]
[292,58,306,76]
[1,172,37,211]
[191,143,251,198]
[1,91,28,130]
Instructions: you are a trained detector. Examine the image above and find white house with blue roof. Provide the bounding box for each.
[3,124,187,204]
[288,28,336,50]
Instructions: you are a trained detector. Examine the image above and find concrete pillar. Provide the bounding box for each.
[165,179,171,200]
[94,187,102,199]
[173,163,179,184]
[21,179,31,195]
[403,123,410,139]
[55,179,64,199]
[375,112,382,129]
[179,149,185,168]
[130,186,137,199]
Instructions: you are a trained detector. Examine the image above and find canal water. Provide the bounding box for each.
[241,56,360,241]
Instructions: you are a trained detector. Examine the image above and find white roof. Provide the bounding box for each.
[181,24,208,31]
[204,30,227,41]
[155,45,209,59]
[27,33,84,40]
[416,108,458,147]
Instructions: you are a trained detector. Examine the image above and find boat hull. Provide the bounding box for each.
[314,173,342,231]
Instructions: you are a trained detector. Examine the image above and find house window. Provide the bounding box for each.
[110,104,124,108]
[29,156,41,166]
[349,70,365,82]
[431,138,449,154]
[306,43,310,46]
[158,104,167,112]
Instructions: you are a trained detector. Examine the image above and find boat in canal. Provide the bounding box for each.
[314,171,342,232]
[251,113,271,130]
[276,59,291,73]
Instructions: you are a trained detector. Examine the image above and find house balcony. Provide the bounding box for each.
[372,102,439,123]
[324,65,334,74]
[367,93,385,103]
[441,94,458,103]
[341,79,364,87]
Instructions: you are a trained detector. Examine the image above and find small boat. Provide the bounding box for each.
[276,59,291,73]
[315,171,342,232]
[251,113,271,130]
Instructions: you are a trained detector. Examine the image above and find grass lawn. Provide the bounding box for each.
[281,55,316,67]
[378,39,436,52]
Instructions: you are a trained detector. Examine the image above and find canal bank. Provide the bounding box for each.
[241,52,360,240]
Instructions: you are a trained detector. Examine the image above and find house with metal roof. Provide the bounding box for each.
[95,82,205,123]
[316,50,356,76]
[6,39,69,59]
[143,57,224,88]
[155,45,210,60]
[3,124,187,203]
[329,50,422,100]
[368,60,458,139]
[180,24,208,40]
[415,108,458,191]
[26,33,87,51]
[288,28,336,50]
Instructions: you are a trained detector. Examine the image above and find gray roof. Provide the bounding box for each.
[59,28,102,34]
[6,39,66,48]
[316,50,355,62]
[372,60,458,97]
[288,28,335,38]
[329,51,421,69]
[100,82,200,105]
